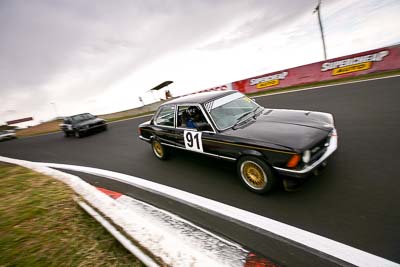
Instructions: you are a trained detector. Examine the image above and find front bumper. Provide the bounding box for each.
[273,129,338,178]
[139,135,151,142]
[0,134,16,140]
[78,123,108,133]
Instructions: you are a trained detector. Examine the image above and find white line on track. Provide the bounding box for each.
[19,73,400,139]
[35,162,400,267]
[105,73,400,124]
[251,73,400,99]
[107,113,154,124]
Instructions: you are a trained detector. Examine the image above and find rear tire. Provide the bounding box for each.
[152,139,168,160]
[237,156,277,194]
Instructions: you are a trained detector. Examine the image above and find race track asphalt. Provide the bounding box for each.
[1,76,399,265]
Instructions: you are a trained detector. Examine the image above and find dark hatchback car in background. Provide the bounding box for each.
[138,90,337,194]
[60,113,107,138]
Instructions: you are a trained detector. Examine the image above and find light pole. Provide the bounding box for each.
[50,102,59,119]
[314,0,327,60]
[138,96,145,106]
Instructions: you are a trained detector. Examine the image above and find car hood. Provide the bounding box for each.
[223,109,333,151]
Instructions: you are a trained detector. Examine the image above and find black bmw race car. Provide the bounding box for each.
[60,113,107,138]
[138,90,337,193]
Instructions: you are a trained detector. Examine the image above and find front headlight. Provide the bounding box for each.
[302,150,311,163]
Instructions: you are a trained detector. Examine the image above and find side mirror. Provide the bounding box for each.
[251,97,257,103]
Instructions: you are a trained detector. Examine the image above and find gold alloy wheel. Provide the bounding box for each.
[241,161,267,189]
[153,141,164,158]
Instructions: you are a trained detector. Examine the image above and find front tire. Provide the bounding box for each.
[237,156,277,194]
[74,130,82,138]
[152,139,168,160]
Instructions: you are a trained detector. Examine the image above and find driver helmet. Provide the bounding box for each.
[186,106,199,118]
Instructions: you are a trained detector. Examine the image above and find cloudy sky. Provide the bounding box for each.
[1,0,399,126]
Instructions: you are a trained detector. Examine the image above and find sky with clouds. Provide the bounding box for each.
[1,0,400,126]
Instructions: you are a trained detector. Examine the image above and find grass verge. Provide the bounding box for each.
[0,162,143,267]
[15,120,63,138]
[102,111,155,123]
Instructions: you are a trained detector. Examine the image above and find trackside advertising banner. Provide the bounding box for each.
[217,45,400,94]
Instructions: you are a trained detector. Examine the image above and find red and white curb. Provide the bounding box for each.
[75,200,158,267]
[96,187,277,267]
[0,156,277,267]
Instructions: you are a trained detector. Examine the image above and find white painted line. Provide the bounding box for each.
[104,74,400,125]
[17,74,400,139]
[32,162,399,267]
[107,113,153,124]
[251,73,400,99]
[107,74,400,124]
[77,200,160,267]
[110,74,400,123]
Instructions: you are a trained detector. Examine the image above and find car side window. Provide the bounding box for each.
[154,105,175,127]
[177,106,189,128]
[177,105,212,131]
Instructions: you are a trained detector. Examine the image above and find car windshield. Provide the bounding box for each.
[70,113,94,122]
[208,92,260,130]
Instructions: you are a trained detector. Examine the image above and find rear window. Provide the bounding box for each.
[154,105,175,127]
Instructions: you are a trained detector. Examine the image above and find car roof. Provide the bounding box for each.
[162,90,237,106]
[65,113,92,118]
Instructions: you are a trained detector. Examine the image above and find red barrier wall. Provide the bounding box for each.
[225,45,400,94]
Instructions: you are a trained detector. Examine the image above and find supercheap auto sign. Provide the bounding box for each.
[321,50,389,76]
[250,71,288,89]
[232,71,290,93]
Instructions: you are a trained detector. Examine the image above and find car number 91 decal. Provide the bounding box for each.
[184,130,203,152]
